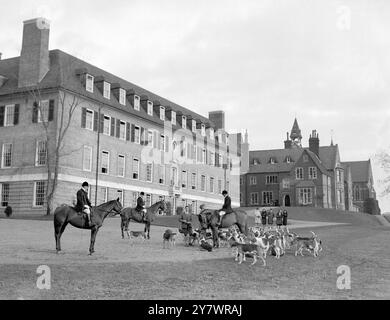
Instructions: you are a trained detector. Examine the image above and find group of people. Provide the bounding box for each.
[254,207,288,229]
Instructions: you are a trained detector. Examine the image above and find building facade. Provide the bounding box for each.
[0,18,241,215]
[240,119,378,213]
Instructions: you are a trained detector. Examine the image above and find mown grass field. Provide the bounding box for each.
[0,208,389,300]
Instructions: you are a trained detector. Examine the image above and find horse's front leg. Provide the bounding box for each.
[89,227,99,255]
[211,227,219,248]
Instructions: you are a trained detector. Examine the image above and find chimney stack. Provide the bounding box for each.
[18,18,50,88]
[284,131,292,149]
[309,129,320,157]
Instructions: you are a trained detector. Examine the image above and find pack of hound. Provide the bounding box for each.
[228,226,323,266]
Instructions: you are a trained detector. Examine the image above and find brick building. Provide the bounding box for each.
[0,18,241,215]
[240,118,378,213]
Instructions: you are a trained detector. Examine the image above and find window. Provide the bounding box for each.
[266,175,278,184]
[158,165,165,184]
[250,192,259,205]
[210,177,214,193]
[117,121,126,140]
[117,189,124,204]
[103,82,111,99]
[101,151,109,174]
[218,179,222,194]
[148,130,153,146]
[86,74,94,93]
[182,116,187,129]
[119,88,126,105]
[1,143,12,168]
[86,109,94,130]
[262,191,273,205]
[103,115,111,135]
[160,106,165,121]
[240,177,244,185]
[354,186,362,201]
[202,149,206,164]
[201,124,206,136]
[192,120,196,132]
[181,170,187,188]
[101,187,108,203]
[303,155,309,162]
[337,190,343,203]
[210,152,215,166]
[160,135,165,152]
[171,111,176,125]
[118,155,125,177]
[132,158,139,179]
[270,157,276,164]
[83,146,92,171]
[299,188,312,205]
[210,128,214,140]
[146,194,152,207]
[37,100,49,123]
[146,163,153,182]
[171,167,178,186]
[286,156,292,163]
[36,141,47,166]
[147,101,153,116]
[282,178,290,189]
[201,175,206,192]
[134,126,140,144]
[34,181,45,207]
[336,170,342,183]
[249,176,257,185]
[296,167,303,180]
[309,167,317,179]
[134,95,140,111]
[226,181,230,192]
[191,173,197,190]
[1,183,10,207]
[218,155,223,168]
[4,105,15,126]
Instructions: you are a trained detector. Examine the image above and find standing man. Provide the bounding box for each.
[136,192,147,222]
[276,208,283,230]
[261,208,267,228]
[267,208,274,228]
[218,190,233,226]
[75,181,92,227]
[282,208,288,228]
[179,205,193,246]
[254,207,261,226]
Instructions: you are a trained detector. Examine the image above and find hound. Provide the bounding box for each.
[129,230,146,240]
[162,229,176,249]
[294,231,322,257]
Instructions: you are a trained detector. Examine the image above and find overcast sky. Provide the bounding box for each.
[1,0,389,211]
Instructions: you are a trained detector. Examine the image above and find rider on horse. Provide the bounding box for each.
[217,190,233,226]
[136,192,147,222]
[75,181,92,226]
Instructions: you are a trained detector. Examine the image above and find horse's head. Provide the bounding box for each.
[158,200,167,213]
[110,197,123,216]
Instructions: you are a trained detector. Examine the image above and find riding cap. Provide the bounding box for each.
[199,204,205,209]
[82,181,89,187]
[222,190,228,195]
[140,192,145,196]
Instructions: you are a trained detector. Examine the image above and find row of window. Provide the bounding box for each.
[83,146,228,193]
[0,181,45,207]
[0,141,47,169]
[83,74,218,139]
[295,167,317,180]
[248,188,313,206]
[252,154,317,166]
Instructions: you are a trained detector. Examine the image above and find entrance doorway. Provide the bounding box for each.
[284,195,291,207]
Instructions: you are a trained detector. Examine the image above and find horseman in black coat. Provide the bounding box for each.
[135,192,147,222]
[217,190,233,226]
[75,181,92,226]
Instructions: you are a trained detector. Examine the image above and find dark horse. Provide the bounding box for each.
[120,200,166,239]
[53,198,123,255]
[199,208,249,248]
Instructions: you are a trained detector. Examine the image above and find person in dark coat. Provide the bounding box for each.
[282,209,288,227]
[136,192,147,222]
[276,209,283,229]
[261,209,267,226]
[75,181,92,226]
[267,208,274,226]
[217,190,233,226]
[178,205,193,246]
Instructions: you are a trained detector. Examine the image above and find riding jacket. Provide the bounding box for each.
[221,195,234,214]
[135,196,145,211]
[75,188,91,212]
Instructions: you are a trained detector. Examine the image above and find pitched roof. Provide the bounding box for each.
[317,145,338,170]
[0,50,214,127]
[341,160,371,182]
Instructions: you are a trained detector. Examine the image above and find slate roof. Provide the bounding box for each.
[0,50,215,128]
[341,160,371,183]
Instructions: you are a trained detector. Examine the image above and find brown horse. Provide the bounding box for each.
[53,198,123,255]
[199,209,249,248]
[120,200,166,239]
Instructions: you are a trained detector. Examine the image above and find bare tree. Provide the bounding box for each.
[29,88,81,215]
[375,150,390,197]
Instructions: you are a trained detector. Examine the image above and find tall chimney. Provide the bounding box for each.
[18,18,50,88]
[284,131,292,149]
[309,129,320,157]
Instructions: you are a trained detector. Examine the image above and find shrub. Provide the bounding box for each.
[363,198,381,215]
[4,206,12,217]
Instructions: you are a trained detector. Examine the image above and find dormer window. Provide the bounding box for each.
[160,106,165,121]
[303,155,309,162]
[119,88,126,106]
[86,74,94,93]
[201,124,206,136]
[270,157,276,164]
[171,111,176,125]
[147,101,153,116]
[134,95,140,111]
[192,120,196,132]
[286,156,292,163]
[103,82,111,99]
[182,116,187,129]
[253,159,259,165]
